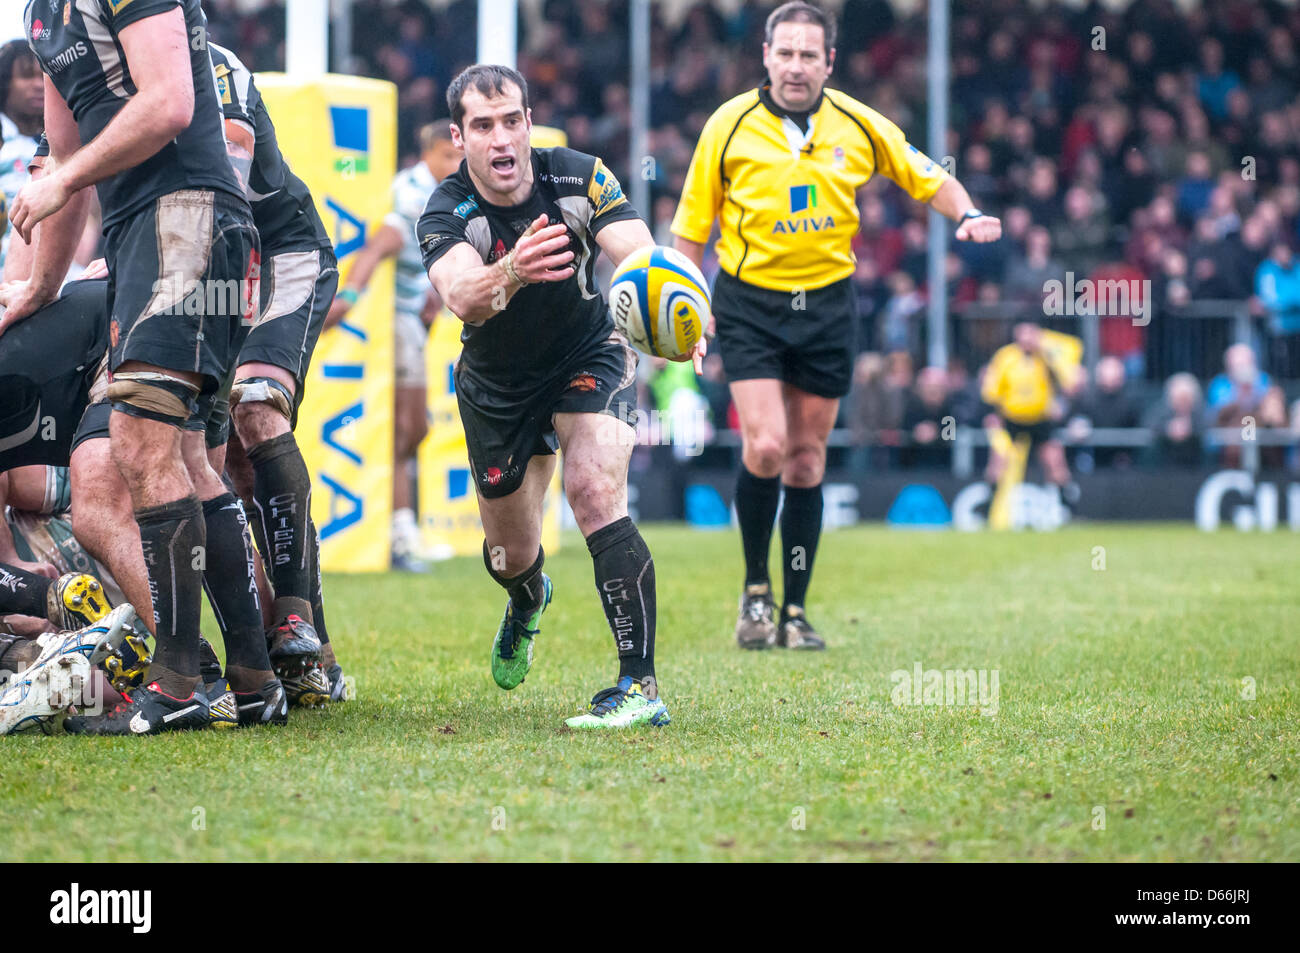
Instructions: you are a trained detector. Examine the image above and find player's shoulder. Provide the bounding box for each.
[701,89,763,136]
[535,147,604,192]
[421,163,477,218]
[989,342,1020,366]
[207,41,246,74]
[820,88,887,129]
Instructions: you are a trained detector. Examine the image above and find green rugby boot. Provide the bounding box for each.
[490,574,552,690]
[565,676,671,730]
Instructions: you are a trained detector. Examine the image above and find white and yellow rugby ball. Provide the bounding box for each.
[609,245,710,360]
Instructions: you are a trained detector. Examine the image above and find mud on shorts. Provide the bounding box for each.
[454,332,639,499]
[103,188,260,442]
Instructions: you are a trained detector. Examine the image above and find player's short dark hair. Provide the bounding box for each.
[446,65,529,127]
[0,40,40,117]
[418,119,454,152]
[765,1,837,56]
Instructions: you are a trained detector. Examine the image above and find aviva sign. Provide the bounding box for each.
[256,74,397,572]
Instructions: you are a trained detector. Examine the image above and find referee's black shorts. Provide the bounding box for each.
[1001,417,1056,451]
[711,270,858,399]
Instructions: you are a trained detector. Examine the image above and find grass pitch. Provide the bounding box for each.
[3,524,1297,861]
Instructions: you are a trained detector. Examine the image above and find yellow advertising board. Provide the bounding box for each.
[255,74,396,572]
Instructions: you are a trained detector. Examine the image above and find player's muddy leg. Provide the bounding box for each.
[182,430,274,693]
[232,362,316,629]
[556,411,659,690]
[70,438,156,637]
[109,387,204,698]
[222,434,276,630]
[477,455,554,690]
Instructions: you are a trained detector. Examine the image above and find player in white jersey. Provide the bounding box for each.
[326,120,462,570]
[0,41,43,276]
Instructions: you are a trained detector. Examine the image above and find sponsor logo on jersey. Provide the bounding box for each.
[47,41,87,74]
[488,238,507,263]
[541,173,583,185]
[775,184,833,233]
[567,372,599,393]
[31,19,50,41]
[589,162,625,215]
[63,1,70,25]
[907,143,936,174]
[789,184,818,213]
[833,145,845,168]
[453,197,479,219]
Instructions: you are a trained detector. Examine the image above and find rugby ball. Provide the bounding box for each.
[608,245,710,360]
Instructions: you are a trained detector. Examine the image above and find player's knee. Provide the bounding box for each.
[786,444,827,485]
[231,377,293,445]
[564,471,624,529]
[744,432,787,476]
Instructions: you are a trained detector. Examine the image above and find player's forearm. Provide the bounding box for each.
[928,178,978,222]
[443,260,522,325]
[28,187,91,294]
[58,91,192,194]
[672,236,707,271]
[341,239,395,295]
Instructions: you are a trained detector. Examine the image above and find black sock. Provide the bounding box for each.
[246,433,313,624]
[200,493,272,679]
[307,518,329,645]
[0,562,53,619]
[586,517,656,685]
[735,466,780,588]
[136,496,206,695]
[780,483,823,614]
[483,541,546,615]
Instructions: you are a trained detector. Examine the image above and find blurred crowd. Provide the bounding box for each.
[207,0,1300,471]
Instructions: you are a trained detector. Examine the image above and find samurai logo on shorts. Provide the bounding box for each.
[481,460,521,489]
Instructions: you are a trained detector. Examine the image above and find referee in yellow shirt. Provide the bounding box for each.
[673,1,1001,650]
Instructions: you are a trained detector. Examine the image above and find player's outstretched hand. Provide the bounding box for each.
[0,279,58,337]
[9,172,74,243]
[956,213,1002,243]
[668,310,713,374]
[509,214,575,283]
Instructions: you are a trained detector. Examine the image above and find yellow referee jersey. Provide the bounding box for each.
[671,83,950,292]
[981,343,1058,424]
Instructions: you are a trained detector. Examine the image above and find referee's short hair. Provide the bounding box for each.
[418,119,454,152]
[447,65,530,127]
[765,1,837,56]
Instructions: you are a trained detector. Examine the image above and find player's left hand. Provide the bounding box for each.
[78,258,109,281]
[669,310,713,374]
[955,213,1001,243]
[9,171,74,243]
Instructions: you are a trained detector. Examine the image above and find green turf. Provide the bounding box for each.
[3,524,1297,861]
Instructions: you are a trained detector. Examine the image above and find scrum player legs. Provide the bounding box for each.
[421,66,668,729]
[208,42,344,709]
[2,0,276,734]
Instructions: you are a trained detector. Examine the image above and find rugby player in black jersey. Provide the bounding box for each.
[0,0,276,735]
[207,42,345,708]
[419,65,669,729]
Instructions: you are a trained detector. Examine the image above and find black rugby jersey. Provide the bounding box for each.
[208,43,329,255]
[25,0,245,229]
[0,278,108,471]
[417,147,641,390]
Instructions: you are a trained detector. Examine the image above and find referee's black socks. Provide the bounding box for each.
[585,517,657,686]
[735,466,780,589]
[780,483,824,615]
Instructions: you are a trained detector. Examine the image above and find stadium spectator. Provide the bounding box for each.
[1067,356,1142,469]
[1208,343,1272,420]
[1146,373,1205,468]
[900,366,953,469]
